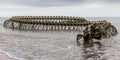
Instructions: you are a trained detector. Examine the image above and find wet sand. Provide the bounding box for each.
[0,53,14,60]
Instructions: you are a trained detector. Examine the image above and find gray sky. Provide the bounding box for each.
[0,0,120,17]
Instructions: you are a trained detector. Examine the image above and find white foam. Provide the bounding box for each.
[0,49,23,60]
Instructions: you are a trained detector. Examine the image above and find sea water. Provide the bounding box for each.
[0,17,120,60]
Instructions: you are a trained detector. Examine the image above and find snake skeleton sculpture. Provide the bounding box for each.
[3,16,88,31]
[3,16,118,44]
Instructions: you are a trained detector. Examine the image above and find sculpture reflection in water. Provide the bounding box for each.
[77,39,106,60]
[83,41,106,60]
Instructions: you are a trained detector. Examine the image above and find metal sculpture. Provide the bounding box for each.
[3,16,107,31]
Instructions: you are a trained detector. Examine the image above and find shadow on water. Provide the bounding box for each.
[77,40,106,60]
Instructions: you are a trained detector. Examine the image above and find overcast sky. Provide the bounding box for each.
[0,0,120,17]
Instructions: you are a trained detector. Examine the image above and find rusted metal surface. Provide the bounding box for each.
[3,16,108,31]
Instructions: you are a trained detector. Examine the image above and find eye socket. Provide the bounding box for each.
[93,32,100,38]
[95,33,101,37]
